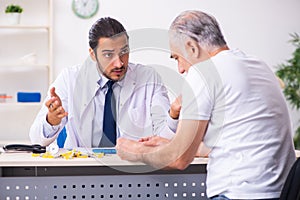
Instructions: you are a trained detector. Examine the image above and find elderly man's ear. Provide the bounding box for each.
[185,39,201,58]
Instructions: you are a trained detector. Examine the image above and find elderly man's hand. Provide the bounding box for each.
[116,138,143,162]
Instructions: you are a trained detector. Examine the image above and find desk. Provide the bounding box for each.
[1,150,299,200]
[0,151,209,200]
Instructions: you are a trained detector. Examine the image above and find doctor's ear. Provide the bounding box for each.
[89,48,97,61]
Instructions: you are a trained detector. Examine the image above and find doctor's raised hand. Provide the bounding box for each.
[169,95,182,120]
[45,87,68,126]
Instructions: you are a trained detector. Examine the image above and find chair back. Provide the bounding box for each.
[57,127,67,148]
[279,157,300,200]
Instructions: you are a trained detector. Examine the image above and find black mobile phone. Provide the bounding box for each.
[3,144,46,153]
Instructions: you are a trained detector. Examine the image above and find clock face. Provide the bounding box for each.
[72,0,99,19]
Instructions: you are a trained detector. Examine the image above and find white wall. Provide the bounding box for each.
[53,0,300,132]
[53,0,300,75]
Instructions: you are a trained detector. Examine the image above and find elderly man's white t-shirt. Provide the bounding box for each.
[180,49,296,199]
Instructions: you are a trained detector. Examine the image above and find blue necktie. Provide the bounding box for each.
[99,80,116,147]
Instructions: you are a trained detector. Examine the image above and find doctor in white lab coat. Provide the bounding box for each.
[29,17,175,148]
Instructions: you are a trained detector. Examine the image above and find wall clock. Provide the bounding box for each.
[72,0,99,19]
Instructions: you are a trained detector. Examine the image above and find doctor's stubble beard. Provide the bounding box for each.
[95,61,127,81]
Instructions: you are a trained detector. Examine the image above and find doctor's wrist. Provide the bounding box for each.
[46,113,62,126]
[168,109,179,120]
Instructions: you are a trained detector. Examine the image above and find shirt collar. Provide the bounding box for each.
[97,74,123,89]
[97,74,108,89]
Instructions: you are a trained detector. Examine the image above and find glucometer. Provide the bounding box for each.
[92,148,116,154]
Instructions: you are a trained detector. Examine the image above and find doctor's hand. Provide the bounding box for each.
[138,135,170,147]
[45,87,68,126]
[169,95,182,119]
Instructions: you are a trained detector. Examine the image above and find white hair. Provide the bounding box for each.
[170,10,227,52]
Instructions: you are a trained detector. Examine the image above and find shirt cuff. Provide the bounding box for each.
[42,116,60,138]
[167,114,178,133]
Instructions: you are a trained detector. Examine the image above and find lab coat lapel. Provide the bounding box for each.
[119,64,137,109]
[79,60,99,119]
[73,57,100,147]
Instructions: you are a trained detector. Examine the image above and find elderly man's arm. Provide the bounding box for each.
[117,119,208,170]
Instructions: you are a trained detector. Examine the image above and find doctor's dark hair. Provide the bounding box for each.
[170,10,227,52]
[89,17,129,50]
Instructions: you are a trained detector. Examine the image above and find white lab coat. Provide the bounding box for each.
[29,57,175,148]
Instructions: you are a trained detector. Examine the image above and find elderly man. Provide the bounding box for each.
[117,10,296,200]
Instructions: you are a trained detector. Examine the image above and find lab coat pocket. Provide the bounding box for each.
[128,106,148,129]
[119,106,152,139]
